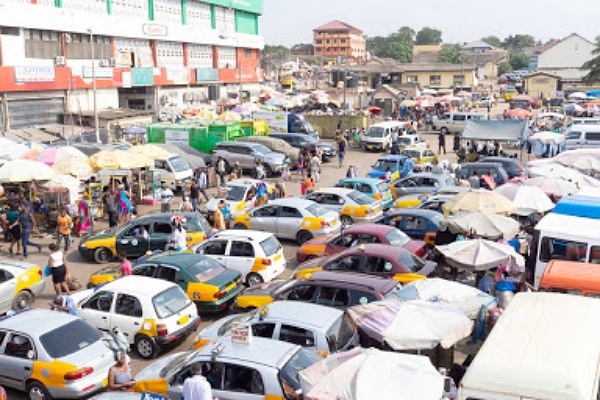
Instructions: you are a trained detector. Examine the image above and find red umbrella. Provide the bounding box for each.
[507,109,532,119]
[366,106,382,115]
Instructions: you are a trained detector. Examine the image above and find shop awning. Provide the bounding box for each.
[461,120,528,142]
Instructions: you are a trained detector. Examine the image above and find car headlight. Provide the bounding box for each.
[80,243,87,248]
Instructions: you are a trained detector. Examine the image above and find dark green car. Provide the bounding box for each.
[134,252,244,313]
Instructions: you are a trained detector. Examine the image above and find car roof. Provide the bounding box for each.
[377,155,407,161]
[340,243,411,258]
[226,179,262,187]
[370,121,404,128]
[0,259,37,272]
[137,212,201,223]
[403,146,427,151]
[268,197,315,208]
[195,336,300,369]
[100,275,179,295]
[315,187,354,196]
[0,309,79,333]
[459,162,503,168]
[307,270,396,291]
[385,209,443,219]
[260,301,343,329]
[481,157,522,165]
[144,251,209,267]
[343,223,395,235]
[211,229,274,242]
[340,177,382,185]
[399,172,450,180]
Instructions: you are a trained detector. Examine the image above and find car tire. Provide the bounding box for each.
[246,272,264,287]
[234,223,248,229]
[441,127,449,135]
[93,247,113,264]
[13,290,33,311]
[27,381,52,400]
[296,230,313,245]
[135,335,158,359]
[223,160,231,174]
[341,215,353,226]
[264,165,273,178]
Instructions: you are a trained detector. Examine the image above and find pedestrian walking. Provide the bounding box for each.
[182,362,212,400]
[197,168,209,202]
[338,137,347,169]
[56,208,72,252]
[453,133,460,152]
[160,184,174,213]
[438,130,446,155]
[102,187,118,227]
[216,157,226,185]
[190,181,200,211]
[309,154,321,183]
[11,204,41,259]
[6,203,21,255]
[48,243,70,295]
[119,252,132,276]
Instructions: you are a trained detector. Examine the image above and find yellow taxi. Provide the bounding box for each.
[305,187,383,226]
[0,260,45,313]
[401,145,438,170]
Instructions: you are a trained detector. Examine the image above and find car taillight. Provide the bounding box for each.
[262,259,272,265]
[64,367,94,381]
[214,290,227,299]
[37,269,42,277]
[518,167,525,173]
[320,221,330,228]
[157,324,168,336]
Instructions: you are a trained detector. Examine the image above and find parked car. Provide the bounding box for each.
[417,194,456,213]
[79,212,211,264]
[296,223,428,263]
[432,112,488,134]
[476,96,497,108]
[480,156,528,179]
[367,155,413,180]
[194,301,359,354]
[397,134,425,150]
[389,172,457,199]
[335,177,394,210]
[132,252,244,313]
[232,198,341,245]
[269,133,336,161]
[211,141,285,177]
[401,146,438,168]
[0,260,45,313]
[73,276,200,359]
[362,121,405,151]
[305,188,383,225]
[504,87,519,102]
[134,337,323,400]
[455,162,509,186]
[293,244,435,284]
[0,309,116,399]
[192,230,285,286]
[374,209,443,245]
[204,179,272,222]
[235,270,401,310]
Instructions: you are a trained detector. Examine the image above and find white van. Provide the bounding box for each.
[564,124,600,149]
[154,155,193,190]
[362,121,405,151]
[432,112,488,134]
[561,117,600,134]
[458,292,600,400]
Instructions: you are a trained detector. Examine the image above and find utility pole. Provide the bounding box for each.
[87,29,100,143]
[343,68,348,110]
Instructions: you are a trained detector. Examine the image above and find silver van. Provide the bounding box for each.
[212,141,285,177]
[565,125,600,149]
[433,112,488,133]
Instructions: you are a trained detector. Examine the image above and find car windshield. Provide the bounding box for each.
[365,127,385,138]
[152,286,192,319]
[260,235,281,257]
[347,191,375,205]
[40,319,102,359]
[306,203,329,217]
[169,156,190,172]
[384,229,410,247]
[373,160,397,171]
[397,251,425,273]
[304,135,318,144]
[161,350,197,378]
[402,150,420,159]
[252,144,273,155]
[279,348,323,392]
[188,258,226,282]
[326,314,355,352]
[217,309,259,336]
[226,185,248,202]
[398,137,412,145]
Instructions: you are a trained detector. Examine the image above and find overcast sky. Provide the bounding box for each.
[260,0,598,46]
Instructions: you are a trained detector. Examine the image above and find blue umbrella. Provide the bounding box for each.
[123,127,146,135]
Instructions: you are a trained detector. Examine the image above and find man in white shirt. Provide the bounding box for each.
[197,169,209,202]
[182,362,212,400]
[160,184,174,213]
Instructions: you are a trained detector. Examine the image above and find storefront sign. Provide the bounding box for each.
[83,67,114,79]
[165,130,189,145]
[14,66,55,83]
[202,0,263,14]
[131,68,154,86]
[196,68,219,82]
[143,23,168,37]
[166,67,190,83]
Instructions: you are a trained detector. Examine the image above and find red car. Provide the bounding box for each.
[297,224,428,263]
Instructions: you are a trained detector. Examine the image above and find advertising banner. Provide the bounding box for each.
[14,66,55,83]
[202,0,263,14]
[131,68,154,86]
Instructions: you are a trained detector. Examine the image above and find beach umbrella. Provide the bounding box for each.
[0,159,56,182]
[90,150,152,170]
[440,212,520,240]
[442,189,517,215]
[495,183,555,215]
[506,108,532,119]
[38,146,88,166]
[436,238,525,271]
[524,177,578,197]
[128,144,172,160]
[300,347,444,400]
[52,157,93,180]
[347,299,473,351]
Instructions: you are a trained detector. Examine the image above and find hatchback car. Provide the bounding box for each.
[133,252,244,313]
[212,141,285,177]
[374,209,443,245]
[79,212,211,263]
[455,162,509,187]
[192,230,285,286]
[194,301,359,355]
[205,179,272,222]
[389,172,457,199]
[0,309,115,400]
[235,270,401,310]
[232,198,341,244]
[73,276,200,359]
[480,156,528,179]
[305,188,383,225]
[297,223,428,263]
[401,145,438,168]
[134,337,322,400]
[294,244,435,284]
[0,260,45,313]
[335,177,394,210]
[366,155,412,180]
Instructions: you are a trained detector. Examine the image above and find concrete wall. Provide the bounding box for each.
[402,70,478,89]
[525,75,559,98]
[66,88,119,113]
[537,35,595,70]
[304,115,371,138]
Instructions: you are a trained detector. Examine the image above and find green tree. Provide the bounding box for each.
[415,27,443,45]
[396,26,416,44]
[438,45,464,64]
[509,52,530,70]
[582,36,600,83]
[378,41,413,62]
[481,35,503,48]
[498,61,512,75]
[502,34,536,51]
[263,45,290,58]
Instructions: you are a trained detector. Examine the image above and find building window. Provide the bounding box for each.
[453,75,465,86]
[315,40,322,44]
[188,44,213,68]
[315,48,322,52]
[406,75,418,83]
[429,75,441,86]
[341,39,346,43]
[244,49,252,59]
[326,39,330,44]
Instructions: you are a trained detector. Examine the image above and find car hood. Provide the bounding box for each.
[240,279,288,297]
[136,351,186,382]
[316,142,334,150]
[416,260,437,277]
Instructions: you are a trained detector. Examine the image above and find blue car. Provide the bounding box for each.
[374,209,443,245]
[335,177,394,210]
[367,155,413,180]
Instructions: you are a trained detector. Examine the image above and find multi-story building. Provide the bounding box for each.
[0,0,264,129]
[313,20,366,63]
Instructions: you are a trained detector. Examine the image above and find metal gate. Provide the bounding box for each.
[8,97,65,129]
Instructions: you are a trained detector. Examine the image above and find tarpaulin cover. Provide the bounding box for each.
[461,120,528,142]
[553,195,600,219]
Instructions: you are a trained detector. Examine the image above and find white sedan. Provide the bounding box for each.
[306,187,383,225]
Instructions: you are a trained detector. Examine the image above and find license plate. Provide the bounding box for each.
[179,315,190,325]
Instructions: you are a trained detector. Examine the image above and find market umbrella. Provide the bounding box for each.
[568,92,587,100]
[506,108,532,119]
[0,159,56,182]
[559,155,600,173]
[23,141,46,152]
[528,163,600,188]
[436,238,525,271]
[300,347,444,400]
[129,144,172,160]
[0,142,29,161]
[366,106,382,115]
[392,278,496,319]
[527,131,565,145]
[524,176,578,197]
[43,174,80,192]
[495,183,555,216]
[19,149,42,160]
[90,150,153,170]
[154,144,207,169]
[38,146,88,166]
[52,157,94,180]
[442,189,517,215]
[347,299,473,350]
[440,211,520,240]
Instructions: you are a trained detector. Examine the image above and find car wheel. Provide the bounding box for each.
[223,160,231,174]
[246,272,264,287]
[296,230,313,245]
[441,127,449,134]
[341,215,353,226]
[135,335,158,359]
[234,223,248,229]
[13,290,33,311]
[93,247,113,264]
[27,381,52,400]
[264,165,273,178]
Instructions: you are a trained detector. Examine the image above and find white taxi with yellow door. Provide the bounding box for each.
[305,187,383,226]
[0,260,45,313]
[232,198,341,245]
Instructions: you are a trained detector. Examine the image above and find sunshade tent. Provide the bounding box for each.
[90,150,153,170]
[38,146,88,166]
[154,144,207,169]
[494,183,555,216]
[436,238,525,271]
[461,120,528,142]
[0,159,56,182]
[299,347,444,400]
[128,144,172,160]
[442,189,517,215]
[524,176,577,197]
[440,211,520,240]
[347,299,473,350]
[52,157,93,180]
